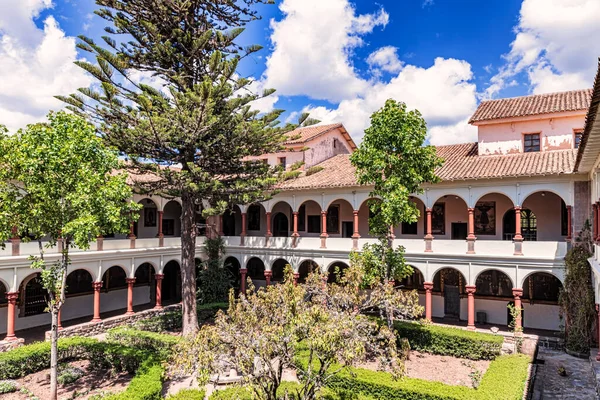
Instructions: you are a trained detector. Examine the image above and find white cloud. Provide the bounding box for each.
[303,58,477,145]
[263,0,388,103]
[0,0,91,132]
[487,0,600,97]
[367,46,404,74]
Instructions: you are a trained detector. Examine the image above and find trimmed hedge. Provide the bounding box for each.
[394,321,503,360]
[167,389,207,400]
[325,355,531,400]
[107,327,181,360]
[103,357,164,400]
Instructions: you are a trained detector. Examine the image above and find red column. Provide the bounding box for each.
[351,210,360,250]
[154,274,164,309]
[218,215,224,236]
[424,282,433,321]
[466,285,476,330]
[594,203,599,242]
[596,304,600,361]
[467,208,476,254]
[292,211,299,247]
[57,308,63,331]
[91,282,102,322]
[512,288,523,332]
[240,268,248,295]
[513,206,523,255]
[566,205,572,241]
[264,270,272,286]
[265,212,272,247]
[126,278,136,315]
[10,226,20,256]
[293,272,300,285]
[424,208,433,252]
[4,292,18,341]
[157,211,164,246]
[240,212,247,246]
[320,210,328,248]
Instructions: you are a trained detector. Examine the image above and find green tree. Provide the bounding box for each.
[349,99,442,327]
[0,112,139,400]
[59,0,315,335]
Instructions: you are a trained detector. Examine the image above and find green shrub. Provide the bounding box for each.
[135,303,228,332]
[290,161,305,171]
[282,170,301,181]
[103,357,164,400]
[167,388,207,399]
[394,321,503,360]
[0,380,18,394]
[57,365,84,385]
[210,382,304,399]
[107,327,180,360]
[305,166,324,176]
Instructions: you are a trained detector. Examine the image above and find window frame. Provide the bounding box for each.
[573,129,583,149]
[523,132,541,153]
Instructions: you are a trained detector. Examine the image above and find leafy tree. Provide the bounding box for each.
[0,112,138,400]
[560,220,596,354]
[196,236,234,304]
[173,266,422,400]
[349,99,442,328]
[59,0,315,335]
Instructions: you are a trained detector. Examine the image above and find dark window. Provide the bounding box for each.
[298,205,306,232]
[24,276,47,316]
[278,157,287,170]
[523,133,540,152]
[135,263,154,285]
[560,200,568,236]
[521,209,537,241]
[326,205,340,234]
[424,203,445,235]
[574,131,583,149]
[162,219,175,236]
[523,274,561,302]
[248,205,261,231]
[333,138,338,148]
[402,221,418,235]
[103,267,127,290]
[475,270,512,297]
[307,215,320,233]
[65,270,93,296]
[0,283,6,306]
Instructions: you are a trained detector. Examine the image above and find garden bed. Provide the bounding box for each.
[1,360,132,399]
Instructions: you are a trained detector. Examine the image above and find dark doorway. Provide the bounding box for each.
[162,261,181,303]
[272,213,289,237]
[451,222,467,240]
[342,221,353,238]
[222,210,236,236]
[444,285,460,319]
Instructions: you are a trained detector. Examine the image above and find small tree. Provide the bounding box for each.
[196,236,234,304]
[560,220,596,354]
[173,266,420,400]
[0,112,139,400]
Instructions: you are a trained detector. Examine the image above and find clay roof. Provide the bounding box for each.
[284,123,357,150]
[278,144,577,190]
[469,89,592,123]
[575,59,600,172]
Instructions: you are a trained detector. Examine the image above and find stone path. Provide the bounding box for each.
[532,348,597,399]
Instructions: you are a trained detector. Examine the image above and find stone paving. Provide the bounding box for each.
[532,347,597,399]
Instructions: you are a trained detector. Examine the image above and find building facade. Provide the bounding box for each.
[3,70,600,343]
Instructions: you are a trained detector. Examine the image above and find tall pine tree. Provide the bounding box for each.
[59,0,314,335]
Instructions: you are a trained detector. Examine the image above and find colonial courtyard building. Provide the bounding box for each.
[2,68,600,343]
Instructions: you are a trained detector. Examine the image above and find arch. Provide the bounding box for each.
[136,198,159,238]
[432,267,467,319]
[474,269,514,297]
[431,195,469,240]
[224,256,241,289]
[247,257,266,280]
[521,272,564,303]
[469,193,515,239]
[502,208,537,241]
[520,188,568,206]
[296,200,322,236]
[521,191,567,241]
[324,198,354,237]
[163,260,181,303]
[397,197,427,237]
[267,199,294,213]
[297,259,320,284]
[21,273,46,317]
[327,261,349,284]
[271,258,290,282]
[396,265,425,290]
[102,265,128,290]
[473,191,516,208]
[223,205,243,236]
[163,200,182,236]
[325,197,354,212]
[431,193,469,207]
[272,213,289,237]
[0,279,8,305]
[65,269,94,297]
[246,203,267,233]
[135,262,156,285]
[134,260,159,275]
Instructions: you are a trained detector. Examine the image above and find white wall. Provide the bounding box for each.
[523,302,561,331]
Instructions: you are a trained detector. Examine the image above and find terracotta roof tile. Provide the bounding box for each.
[284,123,343,145]
[469,89,592,123]
[278,144,577,190]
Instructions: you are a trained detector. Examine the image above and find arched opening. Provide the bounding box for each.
[519,191,567,241]
[475,270,513,298]
[222,206,243,236]
[325,199,354,238]
[433,268,466,319]
[272,213,289,237]
[163,200,182,237]
[396,266,425,290]
[297,200,322,237]
[65,269,94,297]
[503,209,537,241]
[162,260,182,303]
[22,274,46,317]
[431,195,469,240]
[246,204,267,236]
[224,257,241,290]
[102,266,128,291]
[135,198,158,238]
[0,281,7,306]
[135,263,156,306]
[395,197,426,238]
[247,257,266,282]
[327,261,349,284]
[358,198,379,238]
[298,260,319,283]
[472,193,515,240]
[523,272,563,303]
[272,259,290,282]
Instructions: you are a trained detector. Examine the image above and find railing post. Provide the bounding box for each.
[424,208,433,252]
[467,208,476,254]
[320,210,328,248]
[240,212,247,246]
[292,211,300,248]
[265,212,272,247]
[157,210,164,247]
[513,207,523,256]
[352,210,360,250]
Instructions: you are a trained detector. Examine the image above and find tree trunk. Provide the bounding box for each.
[180,190,198,335]
[50,306,59,400]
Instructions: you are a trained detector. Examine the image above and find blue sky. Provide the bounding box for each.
[2,0,599,144]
